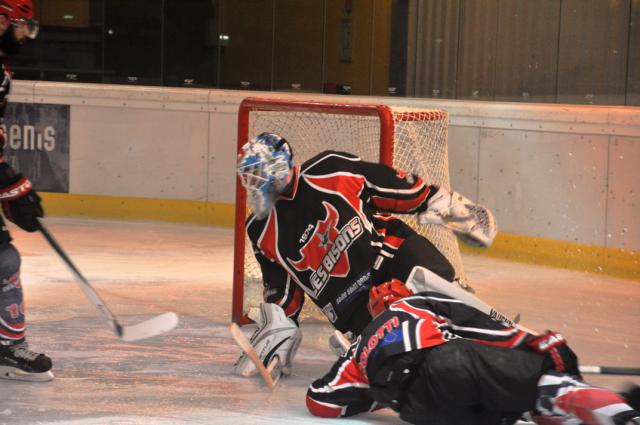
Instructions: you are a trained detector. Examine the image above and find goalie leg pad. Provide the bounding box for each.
[234,303,302,378]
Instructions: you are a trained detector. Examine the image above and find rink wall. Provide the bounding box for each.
[10,81,639,280]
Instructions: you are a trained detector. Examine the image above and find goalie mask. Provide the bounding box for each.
[237,132,293,219]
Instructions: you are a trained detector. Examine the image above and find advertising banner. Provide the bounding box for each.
[2,102,70,193]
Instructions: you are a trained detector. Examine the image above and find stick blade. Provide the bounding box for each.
[119,312,179,342]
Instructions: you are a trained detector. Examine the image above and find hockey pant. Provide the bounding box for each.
[348,231,455,335]
[0,243,24,346]
[391,340,638,425]
[373,232,455,285]
[347,233,456,334]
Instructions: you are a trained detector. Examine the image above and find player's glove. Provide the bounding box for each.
[526,330,581,378]
[0,175,43,232]
[234,303,302,378]
[418,187,497,248]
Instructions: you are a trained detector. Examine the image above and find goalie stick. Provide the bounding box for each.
[336,266,638,376]
[229,323,281,389]
[37,219,179,342]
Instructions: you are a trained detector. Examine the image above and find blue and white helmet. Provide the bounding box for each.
[237,132,294,218]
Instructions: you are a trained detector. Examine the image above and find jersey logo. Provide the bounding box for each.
[358,316,400,371]
[289,202,363,295]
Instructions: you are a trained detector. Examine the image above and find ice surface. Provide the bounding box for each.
[0,217,637,424]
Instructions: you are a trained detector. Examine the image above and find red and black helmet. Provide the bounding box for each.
[0,0,38,39]
[368,279,413,318]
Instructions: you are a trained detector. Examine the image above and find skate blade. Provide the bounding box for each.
[0,365,55,382]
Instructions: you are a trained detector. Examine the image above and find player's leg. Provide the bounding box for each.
[398,339,543,425]
[396,339,639,425]
[378,232,456,285]
[532,371,640,425]
[0,242,53,382]
[354,230,456,335]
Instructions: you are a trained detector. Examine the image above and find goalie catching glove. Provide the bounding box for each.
[234,303,302,378]
[418,187,497,248]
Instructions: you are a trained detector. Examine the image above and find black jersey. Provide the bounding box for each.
[0,61,16,245]
[305,291,531,418]
[246,150,438,332]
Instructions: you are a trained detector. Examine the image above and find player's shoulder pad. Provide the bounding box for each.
[301,150,360,173]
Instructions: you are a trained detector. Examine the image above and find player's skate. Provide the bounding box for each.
[419,187,497,247]
[0,341,54,382]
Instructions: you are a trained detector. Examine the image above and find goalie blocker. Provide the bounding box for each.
[234,303,302,383]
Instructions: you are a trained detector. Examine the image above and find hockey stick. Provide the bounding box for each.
[37,219,179,342]
[578,366,640,376]
[404,266,640,376]
[229,323,281,389]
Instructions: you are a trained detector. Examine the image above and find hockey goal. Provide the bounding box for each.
[232,97,464,324]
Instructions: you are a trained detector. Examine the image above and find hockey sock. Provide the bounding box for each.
[0,244,24,344]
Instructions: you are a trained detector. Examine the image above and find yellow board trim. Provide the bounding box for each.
[40,192,235,228]
[40,193,638,281]
[461,233,639,282]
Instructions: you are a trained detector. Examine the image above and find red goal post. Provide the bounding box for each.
[232,97,462,324]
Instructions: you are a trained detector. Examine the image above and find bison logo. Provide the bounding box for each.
[290,202,363,295]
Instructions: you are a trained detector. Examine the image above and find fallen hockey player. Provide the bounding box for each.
[306,281,640,425]
[234,132,496,380]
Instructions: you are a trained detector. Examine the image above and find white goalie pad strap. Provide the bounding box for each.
[234,303,302,378]
[418,189,497,248]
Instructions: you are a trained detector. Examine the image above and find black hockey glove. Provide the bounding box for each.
[526,330,581,379]
[0,175,43,232]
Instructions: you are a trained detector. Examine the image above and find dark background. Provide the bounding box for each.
[10,0,640,105]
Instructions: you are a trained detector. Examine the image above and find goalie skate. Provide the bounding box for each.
[0,342,54,382]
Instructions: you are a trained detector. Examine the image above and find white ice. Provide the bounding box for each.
[0,217,637,425]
